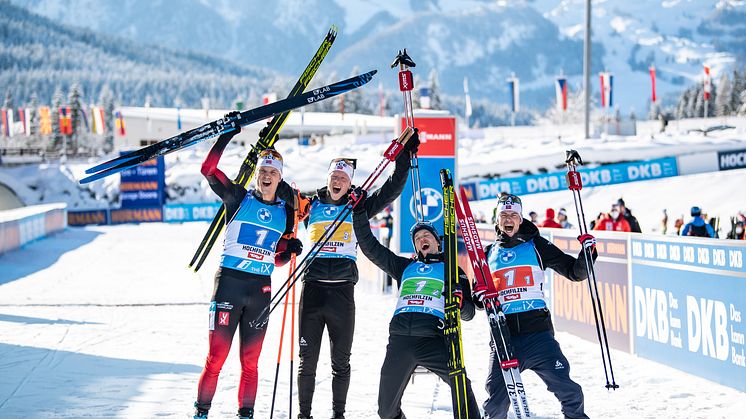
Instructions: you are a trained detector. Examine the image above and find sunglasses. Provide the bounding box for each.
[498,194,522,205]
[259,148,283,162]
[330,157,357,169]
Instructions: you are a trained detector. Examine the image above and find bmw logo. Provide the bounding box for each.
[257,208,272,223]
[409,188,444,222]
[323,206,337,217]
[416,264,433,274]
[499,250,516,264]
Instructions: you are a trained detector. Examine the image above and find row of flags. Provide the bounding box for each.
[0,106,126,137]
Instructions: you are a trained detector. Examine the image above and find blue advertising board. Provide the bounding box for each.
[163,203,222,223]
[631,237,746,391]
[472,157,678,200]
[120,155,165,208]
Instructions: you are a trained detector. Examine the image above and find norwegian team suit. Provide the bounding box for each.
[352,208,482,419]
[195,131,296,415]
[276,149,411,418]
[481,220,595,419]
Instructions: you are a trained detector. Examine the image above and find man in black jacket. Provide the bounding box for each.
[353,192,481,419]
[475,194,596,419]
[277,132,419,419]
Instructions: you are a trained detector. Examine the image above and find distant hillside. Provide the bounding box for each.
[0,0,279,108]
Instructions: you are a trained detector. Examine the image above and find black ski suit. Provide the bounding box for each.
[353,207,481,419]
[480,220,594,419]
[276,149,411,418]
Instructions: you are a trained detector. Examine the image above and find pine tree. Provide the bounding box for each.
[344,66,364,114]
[715,73,732,116]
[51,87,63,149]
[68,83,84,153]
[29,92,39,138]
[99,85,115,152]
[676,89,690,120]
[411,74,422,109]
[733,69,746,115]
[687,85,700,117]
[429,69,442,110]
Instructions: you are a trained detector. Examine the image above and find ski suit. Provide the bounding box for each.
[276,148,411,417]
[353,207,481,419]
[195,131,296,413]
[481,220,594,419]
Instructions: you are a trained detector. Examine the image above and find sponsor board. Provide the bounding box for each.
[68,209,109,226]
[717,148,746,171]
[120,155,165,208]
[163,203,222,223]
[110,207,163,224]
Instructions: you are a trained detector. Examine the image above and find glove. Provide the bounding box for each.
[578,233,596,251]
[404,128,420,155]
[472,283,488,304]
[223,111,242,133]
[349,187,367,214]
[452,284,463,309]
[286,238,303,255]
[258,120,273,139]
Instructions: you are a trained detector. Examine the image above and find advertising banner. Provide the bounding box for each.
[68,209,109,226]
[163,203,222,223]
[120,155,165,208]
[631,237,746,391]
[717,148,746,171]
[473,157,678,201]
[397,115,456,254]
[552,232,631,352]
[110,207,163,224]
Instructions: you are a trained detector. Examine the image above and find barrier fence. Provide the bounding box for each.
[0,203,67,255]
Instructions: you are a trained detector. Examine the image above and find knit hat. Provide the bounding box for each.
[691,206,702,217]
[410,221,441,249]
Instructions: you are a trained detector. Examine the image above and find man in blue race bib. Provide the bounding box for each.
[352,191,481,419]
[193,116,303,419]
[475,194,597,419]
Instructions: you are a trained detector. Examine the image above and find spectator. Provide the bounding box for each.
[557,208,574,229]
[593,204,631,232]
[589,212,604,230]
[539,208,563,228]
[727,219,745,240]
[661,209,668,235]
[674,216,684,235]
[681,206,716,238]
[528,211,539,225]
[616,198,641,233]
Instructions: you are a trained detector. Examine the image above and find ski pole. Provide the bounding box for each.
[391,49,425,222]
[565,149,619,390]
[253,128,416,327]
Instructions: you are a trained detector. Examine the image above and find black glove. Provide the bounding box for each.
[350,187,367,214]
[223,111,242,133]
[404,128,420,155]
[286,238,303,255]
[259,121,277,142]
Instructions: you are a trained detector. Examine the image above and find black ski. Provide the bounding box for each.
[188,26,337,271]
[439,169,471,419]
[80,69,377,184]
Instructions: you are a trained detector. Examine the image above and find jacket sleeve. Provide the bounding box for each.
[352,207,410,284]
[363,151,410,218]
[533,236,595,282]
[276,180,312,222]
[457,267,475,321]
[201,130,243,201]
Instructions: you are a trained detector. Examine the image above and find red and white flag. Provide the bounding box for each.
[703,65,712,101]
[649,66,657,103]
[599,72,613,108]
[555,77,568,111]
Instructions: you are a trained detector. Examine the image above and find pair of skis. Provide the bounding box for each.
[79,27,376,185]
[452,184,531,418]
[439,169,472,419]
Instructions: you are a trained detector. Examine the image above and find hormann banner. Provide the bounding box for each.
[120,155,165,208]
[631,237,746,391]
[468,157,678,200]
[551,232,631,352]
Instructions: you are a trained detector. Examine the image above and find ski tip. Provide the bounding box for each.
[84,153,139,174]
[329,25,339,37]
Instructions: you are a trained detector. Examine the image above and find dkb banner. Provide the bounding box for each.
[631,237,746,391]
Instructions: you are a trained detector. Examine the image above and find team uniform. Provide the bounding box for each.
[276,152,411,418]
[480,220,594,419]
[353,207,481,419]
[195,131,296,418]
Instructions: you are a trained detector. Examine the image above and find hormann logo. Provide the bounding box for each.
[718,149,746,171]
[420,131,452,142]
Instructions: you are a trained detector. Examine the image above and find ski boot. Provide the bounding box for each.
[298,414,313,419]
[331,412,345,419]
[193,402,208,419]
[237,407,254,419]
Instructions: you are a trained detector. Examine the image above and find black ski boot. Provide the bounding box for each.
[331,412,345,419]
[298,414,313,419]
[193,402,208,419]
[237,407,254,419]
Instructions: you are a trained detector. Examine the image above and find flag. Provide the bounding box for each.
[4,108,14,137]
[649,65,657,103]
[555,77,568,111]
[18,108,27,136]
[115,110,126,136]
[419,87,431,109]
[464,77,472,120]
[176,106,182,130]
[703,65,712,101]
[262,93,277,105]
[59,107,72,135]
[39,106,52,135]
[507,76,520,113]
[1,109,9,137]
[599,72,613,108]
[91,106,106,134]
[80,107,90,133]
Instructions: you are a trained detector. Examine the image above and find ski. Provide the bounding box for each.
[79,69,377,184]
[252,127,416,328]
[439,169,471,419]
[189,26,338,271]
[453,187,531,418]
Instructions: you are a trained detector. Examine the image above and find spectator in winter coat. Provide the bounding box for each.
[557,208,573,229]
[593,204,632,232]
[727,220,745,240]
[540,208,563,228]
[681,206,717,238]
[616,198,641,233]
[528,211,539,225]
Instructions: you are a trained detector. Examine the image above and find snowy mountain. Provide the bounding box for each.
[7,0,746,112]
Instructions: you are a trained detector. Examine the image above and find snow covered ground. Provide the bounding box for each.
[1,222,745,418]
